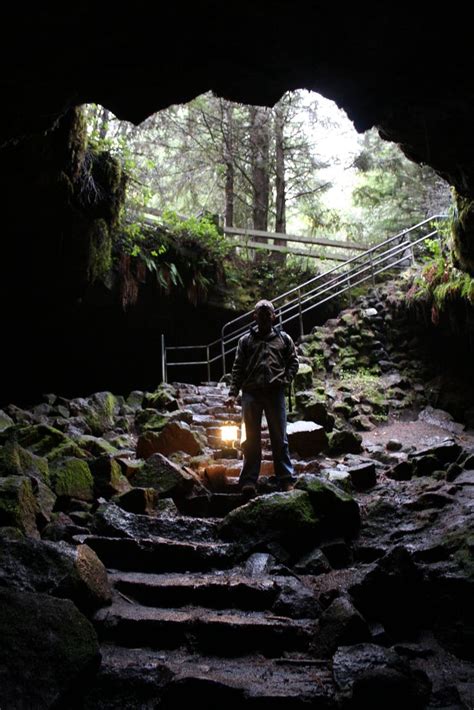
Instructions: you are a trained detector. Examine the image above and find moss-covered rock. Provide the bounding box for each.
[294,363,313,391]
[133,453,200,498]
[76,434,118,457]
[333,402,353,418]
[5,424,85,461]
[87,218,112,283]
[144,384,179,412]
[219,490,319,548]
[150,421,203,457]
[328,429,363,455]
[89,456,131,498]
[295,390,332,428]
[136,430,165,460]
[296,476,360,538]
[134,409,169,434]
[0,441,50,484]
[126,390,145,410]
[50,458,94,501]
[0,409,14,432]
[0,476,39,537]
[452,190,474,275]
[84,391,119,435]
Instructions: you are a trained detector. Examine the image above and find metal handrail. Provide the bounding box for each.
[161,215,447,382]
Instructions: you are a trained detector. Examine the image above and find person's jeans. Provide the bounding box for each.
[239,387,294,487]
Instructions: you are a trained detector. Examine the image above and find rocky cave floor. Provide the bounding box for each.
[1,282,474,709]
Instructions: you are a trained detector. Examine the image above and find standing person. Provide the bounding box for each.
[225,299,299,498]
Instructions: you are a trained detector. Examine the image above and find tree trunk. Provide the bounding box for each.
[98,107,110,141]
[274,105,287,262]
[224,103,234,228]
[250,106,270,241]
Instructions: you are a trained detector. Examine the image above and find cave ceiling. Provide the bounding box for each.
[2,3,474,194]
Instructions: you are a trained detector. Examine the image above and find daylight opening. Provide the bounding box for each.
[82,90,451,310]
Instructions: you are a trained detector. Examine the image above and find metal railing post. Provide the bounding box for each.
[298,288,304,337]
[369,253,375,287]
[221,337,226,377]
[206,345,211,383]
[161,333,167,384]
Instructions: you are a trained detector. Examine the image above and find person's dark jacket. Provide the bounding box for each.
[228,326,299,397]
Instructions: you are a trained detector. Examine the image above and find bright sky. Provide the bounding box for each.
[304,90,362,210]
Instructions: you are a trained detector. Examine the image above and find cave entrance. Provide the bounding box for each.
[80,91,450,386]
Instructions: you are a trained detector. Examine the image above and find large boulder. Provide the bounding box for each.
[84,391,120,436]
[0,409,14,431]
[50,458,95,501]
[143,384,179,412]
[0,475,39,537]
[294,363,313,390]
[287,421,328,457]
[132,453,201,498]
[327,429,363,455]
[134,409,169,434]
[349,546,425,640]
[0,587,100,709]
[2,423,86,461]
[0,531,112,613]
[0,440,50,484]
[296,476,361,539]
[295,390,333,429]
[332,643,431,709]
[146,421,203,457]
[89,456,132,498]
[316,596,370,656]
[219,489,319,550]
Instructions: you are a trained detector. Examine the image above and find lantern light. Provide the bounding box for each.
[221,425,238,443]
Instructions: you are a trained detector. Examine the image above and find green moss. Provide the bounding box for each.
[87,219,112,283]
[452,191,474,275]
[0,442,50,485]
[144,385,178,411]
[0,476,38,536]
[219,490,318,543]
[294,363,313,390]
[339,368,385,406]
[327,429,362,455]
[51,458,94,501]
[134,409,169,433]
[7,425,85,462]
[91,457,131,497]
[77,436,118,457]
[0,411,14,432]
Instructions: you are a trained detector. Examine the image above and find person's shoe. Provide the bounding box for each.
[241,484,257,499]
[280,481,295,492]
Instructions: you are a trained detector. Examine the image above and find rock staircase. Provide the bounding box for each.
[84,383,337,708]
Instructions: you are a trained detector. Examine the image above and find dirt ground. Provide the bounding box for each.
[362,411,474,452]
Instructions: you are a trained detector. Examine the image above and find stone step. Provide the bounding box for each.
[110,570,279,610]
[212,412,244,423]
[83,535,235,573]
[83,644,334,708]
[178,492,246,517]
[94,600,316,656]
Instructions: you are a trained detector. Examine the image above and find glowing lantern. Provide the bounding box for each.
[221,425,238,443]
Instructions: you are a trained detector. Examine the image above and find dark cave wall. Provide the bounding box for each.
[2,5,474,401]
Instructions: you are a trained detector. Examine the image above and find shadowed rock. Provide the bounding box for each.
[0,587,100,709]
